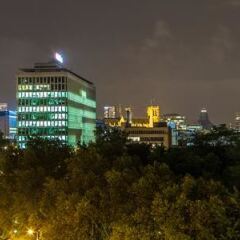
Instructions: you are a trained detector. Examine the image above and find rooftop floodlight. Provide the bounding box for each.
[55,52,63,64]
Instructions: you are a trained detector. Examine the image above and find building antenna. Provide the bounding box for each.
[150,99,156,105]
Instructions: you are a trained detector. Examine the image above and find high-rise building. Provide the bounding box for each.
[0,103,17,139]
[198,108,213,130]
[104,106,116,119]
[16,56,96,148]
[235,112,240,131]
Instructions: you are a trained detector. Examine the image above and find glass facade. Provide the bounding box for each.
[17,63,96,148]
[0,110,17,139]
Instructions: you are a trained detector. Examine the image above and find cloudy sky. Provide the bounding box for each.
[0,0,239,124]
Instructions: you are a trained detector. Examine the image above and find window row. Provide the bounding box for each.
[18,98,67,106]
[18,84,66,92]
[18,135,67,141]
[18,91,67,98]
[18,106,67,113]
[127,130,166,135]
[18,127,67,135]
[18,121,67,127]
[18,113,67,121]
[18,77,66,84]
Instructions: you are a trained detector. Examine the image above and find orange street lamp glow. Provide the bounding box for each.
[27,228,34,236]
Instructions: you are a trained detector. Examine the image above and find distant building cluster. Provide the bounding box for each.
[99,105,171,148]
[99,104,236,148]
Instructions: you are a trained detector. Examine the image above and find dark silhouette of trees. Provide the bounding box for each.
[0,127,240,239]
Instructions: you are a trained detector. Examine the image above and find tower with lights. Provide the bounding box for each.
[16,54,96,148]
[198,108,213,130]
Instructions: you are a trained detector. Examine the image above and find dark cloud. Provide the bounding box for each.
[0,0,239,124]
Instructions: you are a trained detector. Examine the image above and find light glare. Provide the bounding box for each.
[55,53,63,64]
[27,228,34,235]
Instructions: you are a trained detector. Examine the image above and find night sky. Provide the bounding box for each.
[0,0,239,124]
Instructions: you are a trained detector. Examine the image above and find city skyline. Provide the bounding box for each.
[0,0,240,124]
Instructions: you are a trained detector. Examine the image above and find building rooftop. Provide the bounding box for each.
[18,60,94,85]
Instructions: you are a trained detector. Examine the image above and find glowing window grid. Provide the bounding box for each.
[17,75,96,147]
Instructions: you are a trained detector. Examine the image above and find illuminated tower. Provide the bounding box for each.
[147,106,160,127]
[125,107,132,126]
[16,54,96,148]
[198,108,213,130]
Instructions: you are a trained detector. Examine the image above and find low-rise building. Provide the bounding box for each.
[125,122,171,148]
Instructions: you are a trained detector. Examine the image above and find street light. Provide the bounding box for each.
[27,228,40,240]
[27,228,34,236]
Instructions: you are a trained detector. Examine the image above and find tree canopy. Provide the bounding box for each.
[0,127,240,239]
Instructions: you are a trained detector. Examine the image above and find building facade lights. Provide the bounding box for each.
[16,60,96,148]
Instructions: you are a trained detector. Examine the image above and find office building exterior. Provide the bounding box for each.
[0,103,17,139]
[126,122,171,149]
[17,59,96,148]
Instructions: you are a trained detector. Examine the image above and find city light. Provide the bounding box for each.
[55,52,63,64]
[27,228,34,236]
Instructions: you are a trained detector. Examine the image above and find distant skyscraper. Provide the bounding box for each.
[235,112,240,131]
[104,106,116,119]
[125,107,132,126]
[16,56,96,148]
[0,103,17,139]
[198,108,213,130]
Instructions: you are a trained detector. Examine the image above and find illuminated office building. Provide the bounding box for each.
[17,57,96,148]
[0,103,17,139]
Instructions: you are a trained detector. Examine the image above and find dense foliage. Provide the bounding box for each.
[0,127,240,240]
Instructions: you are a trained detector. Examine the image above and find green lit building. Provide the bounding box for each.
[16,59,96,148]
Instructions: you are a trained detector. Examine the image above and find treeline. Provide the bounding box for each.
[0,127,240,239]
